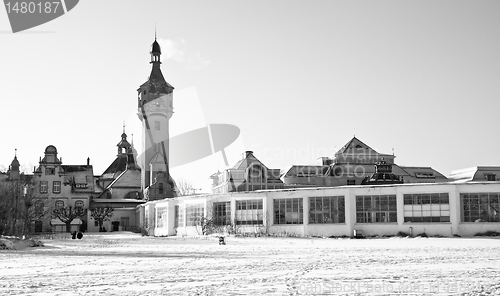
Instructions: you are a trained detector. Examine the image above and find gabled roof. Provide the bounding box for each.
[150,151,167,165]
[232,152,268,170]
[336,136,379,155]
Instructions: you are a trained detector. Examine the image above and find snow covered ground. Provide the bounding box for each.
[1,233,500,295]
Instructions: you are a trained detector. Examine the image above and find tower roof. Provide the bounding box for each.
[139,38,174,94]
[117,132,131,148]
[11,150,19,167]
[45,145,57,154]
[151,39,161,54]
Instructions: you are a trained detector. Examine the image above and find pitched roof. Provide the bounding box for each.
[232,152,268,170]
[101,155,127,178]
[336,136,379,155]
[106,169,141,189]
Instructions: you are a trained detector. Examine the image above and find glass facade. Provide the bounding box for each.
[403,193,450,222]
[309,196,345,223]
[356,195,397,223]
[461,193,500,222]
[274,198,303,224]
[213,201,231,225]
[236,200,263,225]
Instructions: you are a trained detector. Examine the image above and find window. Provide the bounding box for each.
[403,193,450,222]
[347,179,356,185]
[121,217,130,227]
[53,181,61,194]
[40,181,48,194]
[236,200,263,225]
[159,182,164,194]
[248,165,264,183]
[174,206,179,228]
[155,121,160,130]
[213,202,231,225]
[486,174,497,181]
[45,168,55,175]
[356,195,397,223]
[157,207,167,228]
[309,196,345,224]
[462,192,500,222]
[55,200,64,210]
[35,201,44,215]
[75,200,84,209]
[94,221,99,227]
[186,204,204,226]
[177,205,185,228]
[274,198,303,225]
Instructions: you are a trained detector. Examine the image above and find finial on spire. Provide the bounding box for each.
[123,121,126,133]
[155,23,157,40]
[15,148,17,157]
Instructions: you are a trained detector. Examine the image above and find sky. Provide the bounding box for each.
[1,1,499,192]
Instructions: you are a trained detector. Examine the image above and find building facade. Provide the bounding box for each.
[210,151,284,194]
[32,145,94,232]
[141,181,500,238]
[91,130,144,232]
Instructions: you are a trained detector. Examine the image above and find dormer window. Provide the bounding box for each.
[486,174,497,181]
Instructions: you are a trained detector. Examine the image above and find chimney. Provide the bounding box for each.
[87,157,90,166]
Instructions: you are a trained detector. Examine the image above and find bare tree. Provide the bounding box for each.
[52,206,87,233]
[19,183,50,235]
[0,180,25,236]
[90,207,114,232]
[175,178,198,196]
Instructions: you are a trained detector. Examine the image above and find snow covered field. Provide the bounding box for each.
[1,233,500,296]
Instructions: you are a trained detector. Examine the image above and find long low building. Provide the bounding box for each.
[138,181,500,238]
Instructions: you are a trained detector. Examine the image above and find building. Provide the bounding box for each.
[141,181,500,238]
[137,37,176,200]
[281,137,448,188]
[91,130,144,232]
[32,145,94,232]
[210,151,284,194]
[449,166,500,182]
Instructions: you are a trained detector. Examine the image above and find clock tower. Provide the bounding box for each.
[137,37,176,199]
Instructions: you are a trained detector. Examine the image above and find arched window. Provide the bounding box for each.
[75,200,84,209]
[55,200,64,210]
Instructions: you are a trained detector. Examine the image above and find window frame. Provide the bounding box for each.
[273,198,303,225]
[53,181,61,194]
[356,195,397,223]
[309,196,345,224]
[403,193,450,223]
[40,181,48,194]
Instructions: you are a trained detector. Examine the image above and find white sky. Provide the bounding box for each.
[1,1,499,192]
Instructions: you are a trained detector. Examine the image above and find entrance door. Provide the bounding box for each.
[112,221,119,232]
[35,221,43,233]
